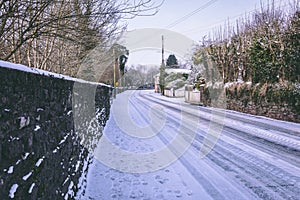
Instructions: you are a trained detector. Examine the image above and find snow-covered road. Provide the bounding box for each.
[78,90,300,200]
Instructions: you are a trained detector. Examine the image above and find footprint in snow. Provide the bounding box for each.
[155,175,161,180]
[131,179,140,185]
[141,180,148,185]
[129,191,138,199]
[138,190,144,197]
[154,193,164,199]
[112,182,120,187]
[187,190,193,196]
[155,175,168,184]
[111,194,118,199]
[174,190,182,198]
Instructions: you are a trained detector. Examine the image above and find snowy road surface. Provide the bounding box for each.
[78,90,300,200]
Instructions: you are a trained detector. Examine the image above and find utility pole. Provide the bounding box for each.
[113,49,117,98]
[162,35,165,65]
[159,35,165,95]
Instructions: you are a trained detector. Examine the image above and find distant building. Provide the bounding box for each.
[154,73,160,93]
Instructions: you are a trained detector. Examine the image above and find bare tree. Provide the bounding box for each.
[0,0,164,77]
[192,0,299,84]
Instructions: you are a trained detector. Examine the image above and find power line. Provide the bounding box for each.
[165,0,219,29]
[183,0,291,34]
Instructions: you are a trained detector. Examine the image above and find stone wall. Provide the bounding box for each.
[226,100,298,122]
[184,85,204,105]
[164,88,185,98]
[0,66,111,199]
[202,83,300,123]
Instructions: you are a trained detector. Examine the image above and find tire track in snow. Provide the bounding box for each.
[134,90,300,199]
[140,91,300,163]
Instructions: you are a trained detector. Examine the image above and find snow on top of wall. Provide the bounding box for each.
[0,60,111,87]
[165,68,191,74]
[224,81,252,88]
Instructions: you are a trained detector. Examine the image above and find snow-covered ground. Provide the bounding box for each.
[78,90,300,200]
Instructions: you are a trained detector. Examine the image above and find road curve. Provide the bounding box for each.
[80,90,300,200]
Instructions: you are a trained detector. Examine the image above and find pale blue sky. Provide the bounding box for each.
[124,0,293,66]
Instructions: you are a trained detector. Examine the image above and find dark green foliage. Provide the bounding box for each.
[166,54,179,68]
[183,73,189,80]
[119,54,128,75]
[248,36,281,83]
[283,11,300,82]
